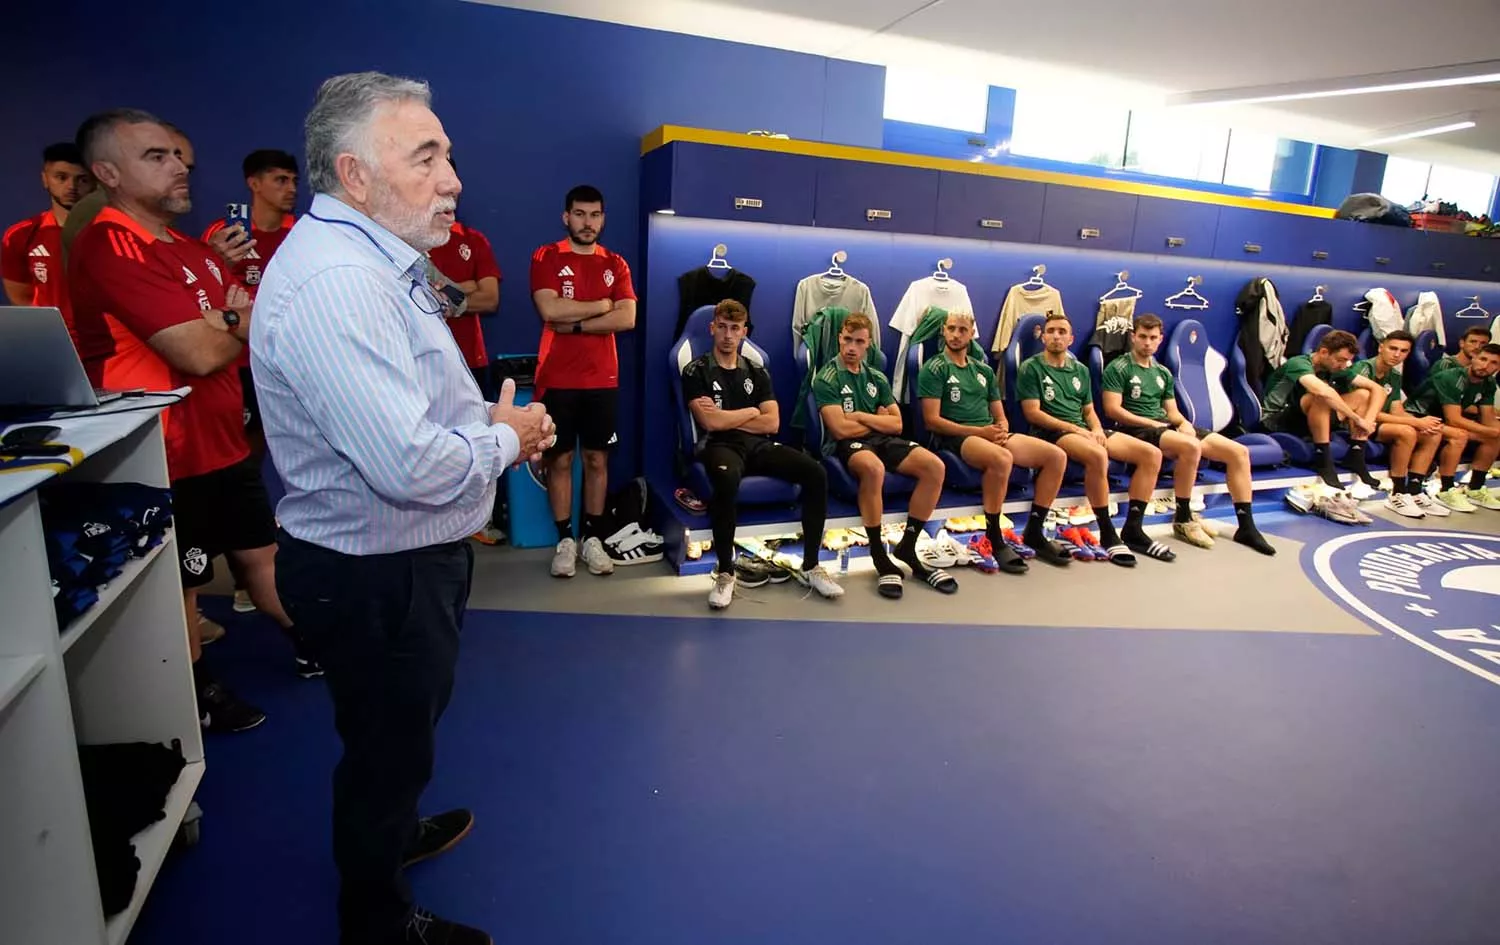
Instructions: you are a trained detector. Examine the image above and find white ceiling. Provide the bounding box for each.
[472,0,1500,174]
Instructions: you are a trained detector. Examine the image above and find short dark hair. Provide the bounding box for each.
[243,149,298,178]
[565,184,604,212]
[1481,343,1500,357]
[1382,329,1415,346]
[1462,326,1493,341]
[713,300,748,324]
[75,108,165,166]
[1318,329,1360,355]
[43,142,84,166]
[1044,311,1070,326]
[1133,313,1163,334]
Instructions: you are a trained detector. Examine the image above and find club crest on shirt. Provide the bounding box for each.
[865,381,878,398]
[603,270,615,288]
[205,258,223,284]
[561,281,575,300]
[244,265,262,286]
[949,385,960,403]
[743,377,754,395]
[459,243,471,261]
[32,260,48,284]
[1129,379,1142,399]
[1157,375,1166,389]
[1072,376,1082,392]
[182,546,208,576]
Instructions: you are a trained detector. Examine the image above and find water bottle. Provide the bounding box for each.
[838,545,849,574]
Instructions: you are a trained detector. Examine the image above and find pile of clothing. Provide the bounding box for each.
[41,482,173,628]
[78,741,187,915]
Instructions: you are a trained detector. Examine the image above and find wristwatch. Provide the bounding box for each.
[221,309,241,330]
[571,322,583,334]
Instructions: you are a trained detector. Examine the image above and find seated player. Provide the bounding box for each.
[1018,312,1168,566]
[1100,313,1275,555]
[1431,325,1491,378]
[917,310,1071,570]
[814,312,956,598]
[1259,329,1385,491]
[1352,330,1462,518]
[681,300,843,609]
[1403,343,1500,511]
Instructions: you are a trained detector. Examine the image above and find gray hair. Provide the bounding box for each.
[304,72,431,196]
[76,107,165,167]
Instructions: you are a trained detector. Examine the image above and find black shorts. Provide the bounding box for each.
[173,458,277,588]
[1261,407,1308,437]
[1028,426,1072,444]
[928,433,976,455]
[238,365,260,435]
[538,387,618,455]
[1116,424,1212,446]
[832,433,920,470]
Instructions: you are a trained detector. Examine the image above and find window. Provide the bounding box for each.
[1008,90,1130,167]
[1125,112,1229,183]
[1221,130,1281,191]
[1426,164,1497,215]
[883,68,989,134]
[1381,156,1433,207]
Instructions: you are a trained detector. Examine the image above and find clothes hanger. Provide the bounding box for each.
[1164,275,1210,311]
[931,258,953,282]
[1454,295,1490,319]
[1352,299,1373,314]
[1099,269,1143,303]
[706,243,732,271]
[1022,264,1049,290]
[822,250,848,280]
[1310,284,1326,303]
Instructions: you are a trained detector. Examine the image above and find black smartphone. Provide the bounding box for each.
[1,425,62,448]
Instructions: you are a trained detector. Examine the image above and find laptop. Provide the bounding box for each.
[0,306,121,410]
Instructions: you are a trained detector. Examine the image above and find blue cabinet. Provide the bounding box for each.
[1424,232,1500,282]
[934,173,1045,243]
[1284,216,1361,270]
[661,143,818,226]
[1212,206,1308,265]
[1131,197,1219,256]
[814,160,939,234]
[1347,225,1425,277]
[1039,187,1137,252]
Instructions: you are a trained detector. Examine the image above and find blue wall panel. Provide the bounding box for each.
[644,213,1495,491]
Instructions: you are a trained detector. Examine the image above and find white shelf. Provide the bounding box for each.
[103,760,204,945]
[59,533,174,654]
[0,395,181,509]
[0,654,45,715]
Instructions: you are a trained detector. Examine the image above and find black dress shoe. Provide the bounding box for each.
[403,809,474,868]
[404,907,491,945]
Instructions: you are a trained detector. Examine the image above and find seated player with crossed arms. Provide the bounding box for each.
[917,310,1071,570]
[681,300,844,609]
[814,312,956,599]
[1018,312,1170,566]
[1100,313,1275,555]
[1351,330,1463,518]
[1402,342,1500,511]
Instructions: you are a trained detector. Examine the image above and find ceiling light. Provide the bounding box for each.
[1167,61,1500,108]
[1361,120,1477,146]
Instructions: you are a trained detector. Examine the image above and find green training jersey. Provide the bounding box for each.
[1016,353,1092,427]
[1405,366,1497,417]
[1263,354,1355,415]
[1100,355,1174,422]
[917,350,1000,427]
[812,360,896,453]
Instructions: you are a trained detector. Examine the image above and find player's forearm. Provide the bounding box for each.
[3,279,31,306]
[1106,402,1165,428]
[740,411,779,435]
[825,414,872,439]
[860,412,903,435]
[695,407,760,432]
[925,413,983,437]
[578,307,635,334]
[1023,403,1074,433]
[537,297,607,323]
[465,282,499,314]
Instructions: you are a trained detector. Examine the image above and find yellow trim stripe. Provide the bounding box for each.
[641,125,1335,219]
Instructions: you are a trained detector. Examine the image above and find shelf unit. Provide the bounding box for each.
[0,400,202,945]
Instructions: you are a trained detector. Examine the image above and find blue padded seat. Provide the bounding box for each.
[1162,319,1285,469]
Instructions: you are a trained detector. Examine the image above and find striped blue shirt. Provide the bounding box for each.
[250,193,518,554]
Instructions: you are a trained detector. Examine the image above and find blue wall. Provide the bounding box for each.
[0,0,887,477]
[642,213,1496,490]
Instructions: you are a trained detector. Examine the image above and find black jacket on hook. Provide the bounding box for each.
[675,267,756,338]
[1234,277,1290,394]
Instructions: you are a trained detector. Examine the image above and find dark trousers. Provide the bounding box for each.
[701,440,827,571]
[276,530,474,945]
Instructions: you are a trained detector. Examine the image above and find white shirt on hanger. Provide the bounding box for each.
[890,275,974,394]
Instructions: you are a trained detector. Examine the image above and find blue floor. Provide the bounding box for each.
[132,567,1500,945]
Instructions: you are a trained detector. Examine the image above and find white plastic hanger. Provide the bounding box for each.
[932,258,953,282]
[1454,295,1490,319]
[1099,270,1143,303]
[1309,285,1326,303]
[706,243,732,271]
[823,250,848,280]
[1022,264,1050,290]
[1164,276,1210,311]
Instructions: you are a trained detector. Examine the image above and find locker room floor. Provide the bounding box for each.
[130,501,1500,945]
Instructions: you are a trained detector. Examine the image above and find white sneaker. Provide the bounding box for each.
[1383,493,1425,519]
[579,536,615,574]
[603,522,664,565]
[1346,480,1379,502]
[708,570,736,609]
[232,589,255,613]
[1411,491,1450,517]
[551,537,577,578]
[803,564,845,599]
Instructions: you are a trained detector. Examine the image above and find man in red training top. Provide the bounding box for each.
[2,142,96,350]
[529,184,636,579]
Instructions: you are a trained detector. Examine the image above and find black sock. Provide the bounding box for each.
[1442,475,1456,492]
[1234,501,1254,530]
[1471,468,1488,490]
[555,518,573,542]
[1312,442,1341,487]
[191,660,211,696]
[898,516,924,556]
[583,514,607,540]
[1232,501,1275,555]
[985,512,1002,547]
[1407,473,1426,495]
[1023,505,1049,544]
[1094,506,1122,547]
[866,526,900,576]
[1172,497,1191,524]
[1344,442,1380,487]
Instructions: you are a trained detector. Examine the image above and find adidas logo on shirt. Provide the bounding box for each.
[948,375,959,383]
[244,248,262,260]
[28,245,49,257]
[182,266,198,285]
[840,385,853,395]
[712,382,722,391]
[558,265,575,277]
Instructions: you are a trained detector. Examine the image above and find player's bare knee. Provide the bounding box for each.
[582,450,609,472]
